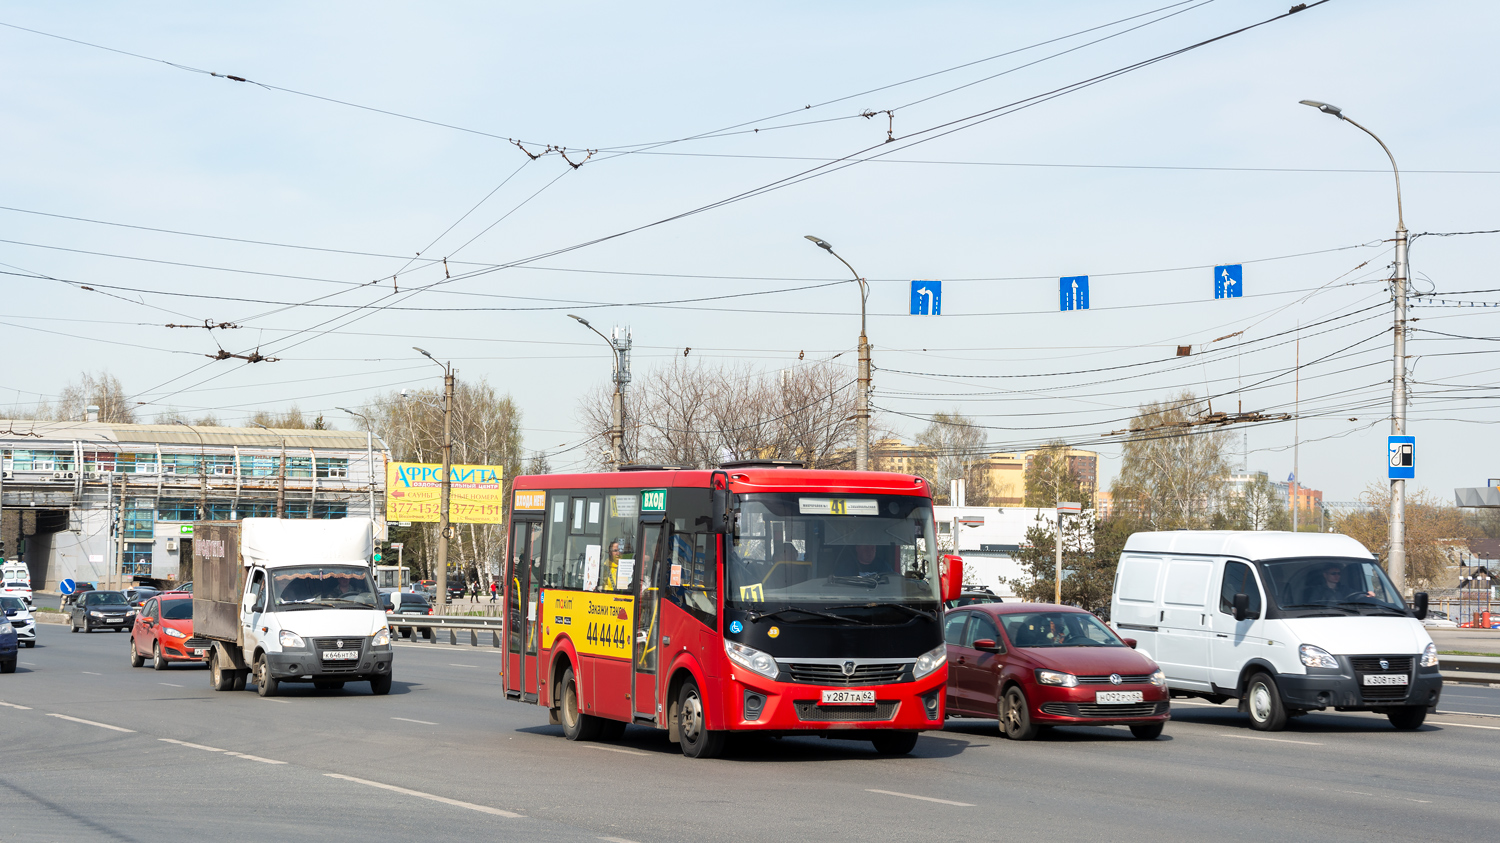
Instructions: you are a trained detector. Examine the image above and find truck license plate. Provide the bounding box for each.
[820,690,875,705]
[321,650,358,660]
[1095,691,1144,704]
[1362,673,1408,686]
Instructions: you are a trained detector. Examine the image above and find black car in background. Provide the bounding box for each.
[70,590,136,633]
[381,590,434,640]
[123,586,161,609]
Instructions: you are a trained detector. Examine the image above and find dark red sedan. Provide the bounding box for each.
[944,602,1170,740]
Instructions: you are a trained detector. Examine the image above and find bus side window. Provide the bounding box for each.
[544,495,569,588]
[665,532,716,627]
[565,494,603,591]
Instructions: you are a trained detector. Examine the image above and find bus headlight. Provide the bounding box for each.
[912,644,947,680]
[724,640,779,680]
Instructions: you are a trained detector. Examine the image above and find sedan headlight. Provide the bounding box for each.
[1036,669,1078,687]
[1299,643,1340,669]
[372,628,391,648]
[724,639,779,680]
[163,627,188,639]
[0,622,12,635]
[912,644,947,680]
[1149,668,1166,687]
[89,611,104,618]
[1420,642,1439,668]
[278,630,306,649]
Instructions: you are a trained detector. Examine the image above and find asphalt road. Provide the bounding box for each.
[4,624,1499,843]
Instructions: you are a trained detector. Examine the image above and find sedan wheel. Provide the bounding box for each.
[152,641,168,671]
[1000,686,1042,741]
[129,640,145,668]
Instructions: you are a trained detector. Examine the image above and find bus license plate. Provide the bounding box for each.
[1362,673,1408,686]
[1095,691,1143,704]
[322,650,358,661]
[821,690,875,705]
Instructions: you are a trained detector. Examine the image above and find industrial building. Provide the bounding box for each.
[0,417,387,591]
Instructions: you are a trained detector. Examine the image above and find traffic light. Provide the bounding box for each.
[373,551,383,563]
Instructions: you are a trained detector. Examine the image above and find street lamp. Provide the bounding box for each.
[805,235,871,471]
[1300,99,1409,592]
[568,314,629,470]
[336,407,379,542]
[251,422,287,518]
[414,347,455,612]
[171,420,208,520]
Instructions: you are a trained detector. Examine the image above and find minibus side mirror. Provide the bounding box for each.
[708,470,733,535]
[1413,591,1429,621]
[1232,592,1250,622]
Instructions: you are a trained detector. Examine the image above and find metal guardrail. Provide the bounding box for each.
[385,613,503,647]
[1437,655,1500,686]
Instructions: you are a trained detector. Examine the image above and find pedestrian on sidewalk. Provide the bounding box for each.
[489,581,498,602]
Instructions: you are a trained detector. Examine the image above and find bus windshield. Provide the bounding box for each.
[726,494,940,608]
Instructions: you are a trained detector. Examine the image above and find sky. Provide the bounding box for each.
[1,0,1496,503]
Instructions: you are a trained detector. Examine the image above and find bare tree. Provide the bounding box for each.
[55,371,135,423]
[913,410,988,505]
[1216,474,1291,531]
[1111,392,1232,530]
[248,406,326,430]
[1335,484,1465,589]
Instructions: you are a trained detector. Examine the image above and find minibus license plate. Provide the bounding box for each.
[322,650,359,661]
[1095,691,1143,704]
[821,690,875,705]
[1362,673,1408,686]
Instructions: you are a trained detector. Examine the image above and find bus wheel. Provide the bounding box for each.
[559,667,601,741]
[871,731,919,756]
[677,677,725,759]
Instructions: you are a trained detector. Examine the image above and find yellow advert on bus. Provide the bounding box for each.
[542,591,634,660]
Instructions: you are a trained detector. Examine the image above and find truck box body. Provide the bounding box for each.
[193,521,245,644]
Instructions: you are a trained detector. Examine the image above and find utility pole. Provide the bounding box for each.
[438,366,454,614]
[805,236,870,470]
[1300,100,1408,591]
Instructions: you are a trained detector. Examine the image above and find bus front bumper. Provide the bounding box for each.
[723,671,946,732]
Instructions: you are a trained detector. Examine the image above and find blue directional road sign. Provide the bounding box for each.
[910,280,942,315]
[1215,264,1243,299]
[60,577,76,595]
[1388,435,1415,480]
[1060,276,1089,311]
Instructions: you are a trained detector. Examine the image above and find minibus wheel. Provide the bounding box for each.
[559,667,602,741]
[1245,672,1287,731]
[1387,705,1427,730]
[677,677,725,758]
[871,731,919,755]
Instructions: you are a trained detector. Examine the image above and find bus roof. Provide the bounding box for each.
[513,467,930,497]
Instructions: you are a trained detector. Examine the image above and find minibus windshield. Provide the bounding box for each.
[1260,557,1407,616]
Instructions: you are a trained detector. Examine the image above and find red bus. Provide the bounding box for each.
[503,463,961,758]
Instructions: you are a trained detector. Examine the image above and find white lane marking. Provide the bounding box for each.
[866,789,975,807]
[392,717,438,725]
[46,713,135,733]
[449,664,478,668]
[599,837,645,843]
[224,752,286,765]
[0,700,33,710]
[1339,790,1374,796]
[160,738,227,752]
[324,773,523,817]
[1427,719,1500,731]
[81,671,100,675]
[584,745,649,757]
[1404,798,1433,803]
[159,683,183,687]
[262,698,291,704]
[1436,709,1500,720]
[21,661,36,665]
[1218,733,1322,745]
[1171,700,1226,707]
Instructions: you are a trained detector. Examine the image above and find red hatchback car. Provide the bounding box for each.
[944,602,1170,740]
[129,592,208,670]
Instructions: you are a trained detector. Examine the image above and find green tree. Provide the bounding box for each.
[1023,441,1088,507]
[1005,511,1134,617]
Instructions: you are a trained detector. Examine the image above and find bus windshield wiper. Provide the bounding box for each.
[828,574,884,589]
[747,606,875,626]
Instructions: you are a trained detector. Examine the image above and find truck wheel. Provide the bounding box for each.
[232,670,247,691]
[254,654,279,697]
[871,731,920,755]
[1387,706,1428,730]
[370,674,392,695]
[129,640,145,668]
[677,677,725,758]
[152,642,168,671]
[1245,672,1288,732]
[559,667,601,741]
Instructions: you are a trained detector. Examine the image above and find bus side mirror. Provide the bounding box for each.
[709,470,733,534]
[940,555,963,603]
[1232,592,1250,622]
[1413,591,1429,621]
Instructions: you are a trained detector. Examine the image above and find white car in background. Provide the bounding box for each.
[1422,610,1458,629]
[0,596,35,647]
[0,580,32,608]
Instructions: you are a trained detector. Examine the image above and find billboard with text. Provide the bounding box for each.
[385,462,505,524]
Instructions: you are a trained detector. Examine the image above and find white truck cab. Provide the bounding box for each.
[1110,531,1441,731]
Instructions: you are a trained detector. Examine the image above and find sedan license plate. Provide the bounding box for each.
[820,689,875,705]
[193,648,204,656]
[1362,673,1408,686]
[321,650,359,660]
[106,618,122,624]
[1095,691,1144,705]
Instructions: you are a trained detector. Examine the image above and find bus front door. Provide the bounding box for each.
[632,522,665,722]
[506,519,544,701]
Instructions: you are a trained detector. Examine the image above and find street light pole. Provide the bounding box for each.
[337,407,379,542]
[1301,100,1408,591]
[568,315,628,470]
[172,420,208,520]
[805,236,870,471]
[415,347,455,613]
